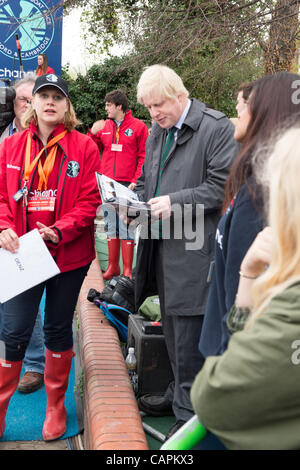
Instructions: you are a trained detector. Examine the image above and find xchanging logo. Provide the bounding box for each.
[0,0,55,61]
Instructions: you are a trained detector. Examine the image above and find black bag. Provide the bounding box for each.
[87,274,135,313]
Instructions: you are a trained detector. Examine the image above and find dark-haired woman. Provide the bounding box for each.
[0,74,101,441]
[199,72,300,357]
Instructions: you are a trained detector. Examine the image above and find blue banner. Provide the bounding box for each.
[0,0,63,82]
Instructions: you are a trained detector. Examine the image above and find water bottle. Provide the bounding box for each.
[125,347,138,394]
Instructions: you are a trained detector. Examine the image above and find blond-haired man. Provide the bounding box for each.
[134,64,238,440]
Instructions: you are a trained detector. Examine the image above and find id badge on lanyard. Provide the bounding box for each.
[111,143,123,152]
[27,196,56,212]
[13,130,66,206]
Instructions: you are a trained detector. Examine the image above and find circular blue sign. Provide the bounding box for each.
[0,0,55,61]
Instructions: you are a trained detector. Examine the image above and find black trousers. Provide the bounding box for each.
[0,263,90,362]
[154,241,205,422]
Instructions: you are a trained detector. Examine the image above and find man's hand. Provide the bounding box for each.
[91,119,106,135]
[0,228,19,253]
[36,222,59,244]
[128,182,136,191]
[148,195,171,220]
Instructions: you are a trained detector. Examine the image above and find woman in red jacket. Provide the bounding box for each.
[0,74,101,441]
[35,54,55,76]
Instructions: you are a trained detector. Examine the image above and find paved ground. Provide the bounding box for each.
[0,439,69,450]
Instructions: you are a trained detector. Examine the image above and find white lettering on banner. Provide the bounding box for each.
[0,0,54,61]
[0,68,21,79]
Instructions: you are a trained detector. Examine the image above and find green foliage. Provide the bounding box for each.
[176,49,263,117]
[63,50,262,136]
[64,0,292,128]
[74,367,84,398]
[62,56,150,133]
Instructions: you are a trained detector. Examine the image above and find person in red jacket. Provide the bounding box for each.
[88,90,149,280]
[0,74,101,441]
[35,54,55,77]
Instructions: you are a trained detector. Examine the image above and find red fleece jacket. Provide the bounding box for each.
[87,110,148,183]
[0,122,102,272]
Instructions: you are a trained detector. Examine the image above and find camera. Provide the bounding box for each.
[0,79,16,136]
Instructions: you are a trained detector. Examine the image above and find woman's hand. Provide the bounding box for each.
[36,222,59,244]
[0,228,19,253]
[240,226,273,279]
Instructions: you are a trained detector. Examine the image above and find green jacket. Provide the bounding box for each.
[191,281,300,450]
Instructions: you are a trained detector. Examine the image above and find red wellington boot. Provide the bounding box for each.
[121,239,135,279]
[42,348,74,441]
[103,237,121,280]
[0,358,23,438]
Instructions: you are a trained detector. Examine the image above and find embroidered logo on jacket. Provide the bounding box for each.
[124,128,133,136]
[7,164,21,171]
[67,161,80,178]
[216,228,223,251]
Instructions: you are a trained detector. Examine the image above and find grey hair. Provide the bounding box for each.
[14,72,37,90]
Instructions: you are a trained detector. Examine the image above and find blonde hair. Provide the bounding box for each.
[247,126,300,327]
[137,64,189,104]
[21,97,81,132]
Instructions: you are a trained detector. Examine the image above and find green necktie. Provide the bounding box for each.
[155,126,176,197]
[151,127,176,239]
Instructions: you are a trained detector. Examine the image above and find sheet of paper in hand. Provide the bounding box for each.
[0,229,60,303]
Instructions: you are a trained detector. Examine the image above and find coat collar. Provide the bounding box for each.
[29,121,67,143]
[150,98,205,139]
[109,109,133,128]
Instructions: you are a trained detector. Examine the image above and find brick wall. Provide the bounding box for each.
[77,259,148,450]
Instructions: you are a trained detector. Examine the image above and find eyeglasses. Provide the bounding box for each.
[16,97,32,104]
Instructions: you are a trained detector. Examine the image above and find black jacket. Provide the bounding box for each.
[199,180,264,356]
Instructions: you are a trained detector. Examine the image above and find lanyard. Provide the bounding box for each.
[24,130,67,191]
[116,126,120,144]
[9,122,15,136]
[114,119,123,144]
